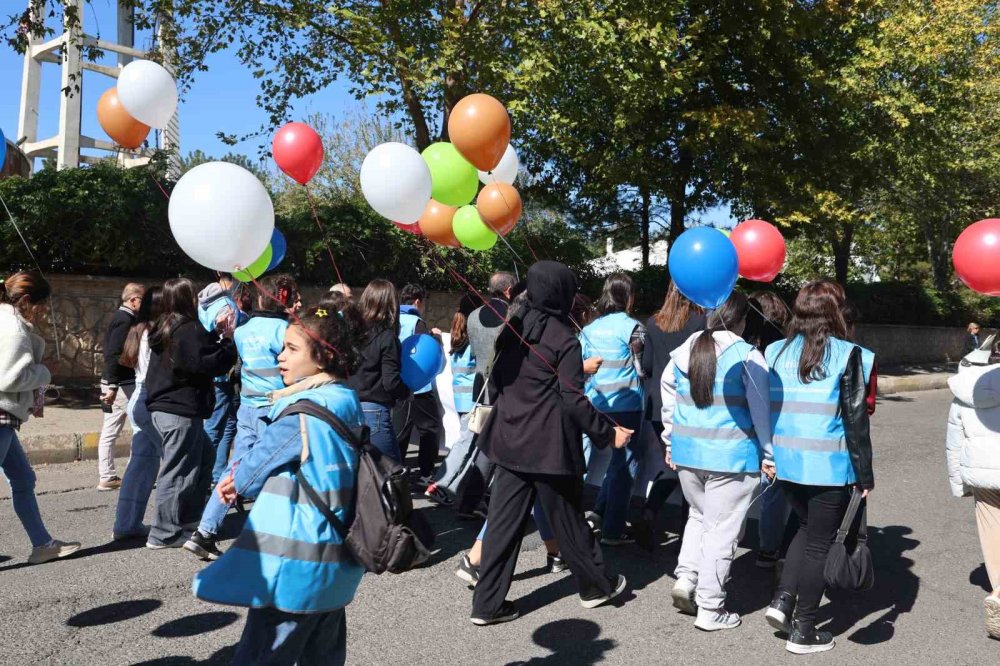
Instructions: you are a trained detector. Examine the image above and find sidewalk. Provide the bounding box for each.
[878,362,957,395]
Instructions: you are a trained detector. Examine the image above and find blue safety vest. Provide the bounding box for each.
[581,312,644,413]
[192,382,365,613]
[671,339,762,473]
[399,306,432,394]
[235,313,289,406]
[198,291,246,383]
[766,335,874,486]
[450,344,476,414]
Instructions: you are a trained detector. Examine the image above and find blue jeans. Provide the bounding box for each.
[199,402,270,536]
[758,472,790,553]
[361,402,400,463]
[0,426,52,547]
[233,606,346,666]
[113,385,163,535]
[204,380,238,484]
[594,411,644,539]
[477,499,553,542]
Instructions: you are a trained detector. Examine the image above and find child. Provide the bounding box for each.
[184,274,298,560]
[193,306,365,664]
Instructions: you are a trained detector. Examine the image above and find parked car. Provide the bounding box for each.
[961,332,996,367]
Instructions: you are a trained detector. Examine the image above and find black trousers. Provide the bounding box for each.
[393,392,444,477]
[456,442,494,514]
[472,466,613,618]
[777,482,850,625]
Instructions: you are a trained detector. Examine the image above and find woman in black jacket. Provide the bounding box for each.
[346,279,409,463]
[145,278,237,549]
[470,261,633,626]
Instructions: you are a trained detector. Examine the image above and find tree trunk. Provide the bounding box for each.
[830,221,855,285]
[381,1,432,150]
[640,187,651,270]
[669,197,686,244]
[924,217,953,291]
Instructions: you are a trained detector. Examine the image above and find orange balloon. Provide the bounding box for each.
[97,87,150,150]
[476,183,522,236]
[447,93,511,172]
[418,200,461,248]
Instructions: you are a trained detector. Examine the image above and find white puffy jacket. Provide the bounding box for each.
[946,364,1000,497]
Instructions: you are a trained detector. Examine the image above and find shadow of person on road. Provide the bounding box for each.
[970,563,992,593]
[505,619,616,665]
[129,643,237,666]
[0,537,146,573]
[152,611,240,638]
[816,524,920,645]
[67,599,163,627]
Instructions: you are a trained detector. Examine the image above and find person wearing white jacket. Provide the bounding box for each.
[945,361,1000,639]
[661,291,774,631]
[0,271,80,564]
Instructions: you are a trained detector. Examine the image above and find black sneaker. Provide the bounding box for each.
[471,600,519,626]
[183,530,223,561]
[580,574,627,609]
[765,591,795,633]
[546,553,569,574]
[455,552,479,588]
[756,550,780,569]
[425,485,454,507]
[786,620,835,654]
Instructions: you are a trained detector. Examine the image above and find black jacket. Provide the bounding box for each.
[478,314,615,476]
[641,313,706,421]
[145,320,237,419]
[103,307,138,388]
[840,346,875,490]
[347,327,409,407]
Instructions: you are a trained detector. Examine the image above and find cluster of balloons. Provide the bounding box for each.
[954,218,1000,295]
[360,93,523,252]
[669,219,786,309]
[400,334,446,390]
[97,60,178,150]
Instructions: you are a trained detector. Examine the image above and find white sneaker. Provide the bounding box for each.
[694,607,742,631]
[985,595,1000,639]
[671,578,697,615]
[28,539,81,564]
[579,574,627,609]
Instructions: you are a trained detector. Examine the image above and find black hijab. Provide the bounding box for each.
[522,261,578,343]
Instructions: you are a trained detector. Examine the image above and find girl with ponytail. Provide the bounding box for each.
[660,290,773,631]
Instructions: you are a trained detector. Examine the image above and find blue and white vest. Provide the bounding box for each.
[766,336,875,486]
[671,340,761,473]
[235,313,289,407]
[399,306,432,394]
[198,291,246,383]
[192,382,365,613]
[450,345,476,414]
[581,312,644,413]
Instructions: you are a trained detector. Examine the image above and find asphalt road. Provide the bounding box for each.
[0,388,996,665]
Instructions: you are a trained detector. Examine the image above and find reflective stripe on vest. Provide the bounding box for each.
[231,529,347,563]
[236,317,289,405]
[670,340,761,474]
[581,312,643,413]
[765,335,861,486]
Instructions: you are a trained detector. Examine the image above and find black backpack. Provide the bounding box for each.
[277,401,434,574]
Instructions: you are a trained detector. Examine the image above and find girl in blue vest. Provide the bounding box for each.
[193,307,365,666]
[763,280,875,655]
[581,273,646,545]
[185,274,299,561]
[661,291,773,632]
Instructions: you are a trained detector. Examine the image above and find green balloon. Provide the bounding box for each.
[234,244,273,283]
[422,142,479,207]
[716,227,732,238]
[453,205,497,251]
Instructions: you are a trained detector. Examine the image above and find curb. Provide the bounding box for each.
[21,429,132,466]
[877,374,951,396]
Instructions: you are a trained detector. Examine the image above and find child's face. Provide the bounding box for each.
[278,325,320,385]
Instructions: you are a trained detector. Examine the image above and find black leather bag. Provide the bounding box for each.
[824,488,874,591]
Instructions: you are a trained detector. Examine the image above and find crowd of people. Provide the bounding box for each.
[1,259,998,663]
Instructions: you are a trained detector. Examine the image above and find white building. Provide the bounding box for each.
[588,238,669,274]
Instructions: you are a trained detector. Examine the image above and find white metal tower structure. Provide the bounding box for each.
[16,1,180,173]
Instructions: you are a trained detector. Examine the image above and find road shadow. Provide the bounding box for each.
[505,619,616,665]
[0,538,142,573]
[67,599,162,627]
[817,524,920,644]
[152,611,240,638]
[417,505,483,568]
[130,643,237,666]
[970,564,992,593]
[876,395,916,403]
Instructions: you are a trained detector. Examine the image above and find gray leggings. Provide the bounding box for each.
[148,412,214,545]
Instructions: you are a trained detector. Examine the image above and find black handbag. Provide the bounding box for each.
[824,488,874,591]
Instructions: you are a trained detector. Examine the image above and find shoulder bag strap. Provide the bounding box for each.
[835,488,865,544]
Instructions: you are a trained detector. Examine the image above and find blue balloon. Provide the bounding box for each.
[401,334,444,391]
[668,226,739,309]
[0,127,7,168]
[266,229,287,271]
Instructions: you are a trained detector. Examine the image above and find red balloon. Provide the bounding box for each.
[272,122,324,185]
[392,220,422,235]
[953,218,1000,295]
[730,219,786,282]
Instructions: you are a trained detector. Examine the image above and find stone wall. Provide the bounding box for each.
[854,323,968,365]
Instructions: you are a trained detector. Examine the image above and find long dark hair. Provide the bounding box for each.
[450,311,469,355]
[294,307,362,378]
[121,286,163,368]
[594,273,634,316]
[358,279,399,335]
[148,278,199,354]
[654,282,703,333]
[688,292,749,408]
[744,291,791,350]
[781,279,848,383]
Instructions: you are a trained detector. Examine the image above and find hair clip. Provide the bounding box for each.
[315,308,329,318]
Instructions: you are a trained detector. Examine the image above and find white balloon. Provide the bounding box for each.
[360,142,432,224]
[169,162,274,272]
[477,144,519,186]
[117,59,178,129]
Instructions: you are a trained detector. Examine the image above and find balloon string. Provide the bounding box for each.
[486,170,538,264]
[304,185,345,287]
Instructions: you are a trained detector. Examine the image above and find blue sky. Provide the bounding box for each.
[0,2,734,229]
